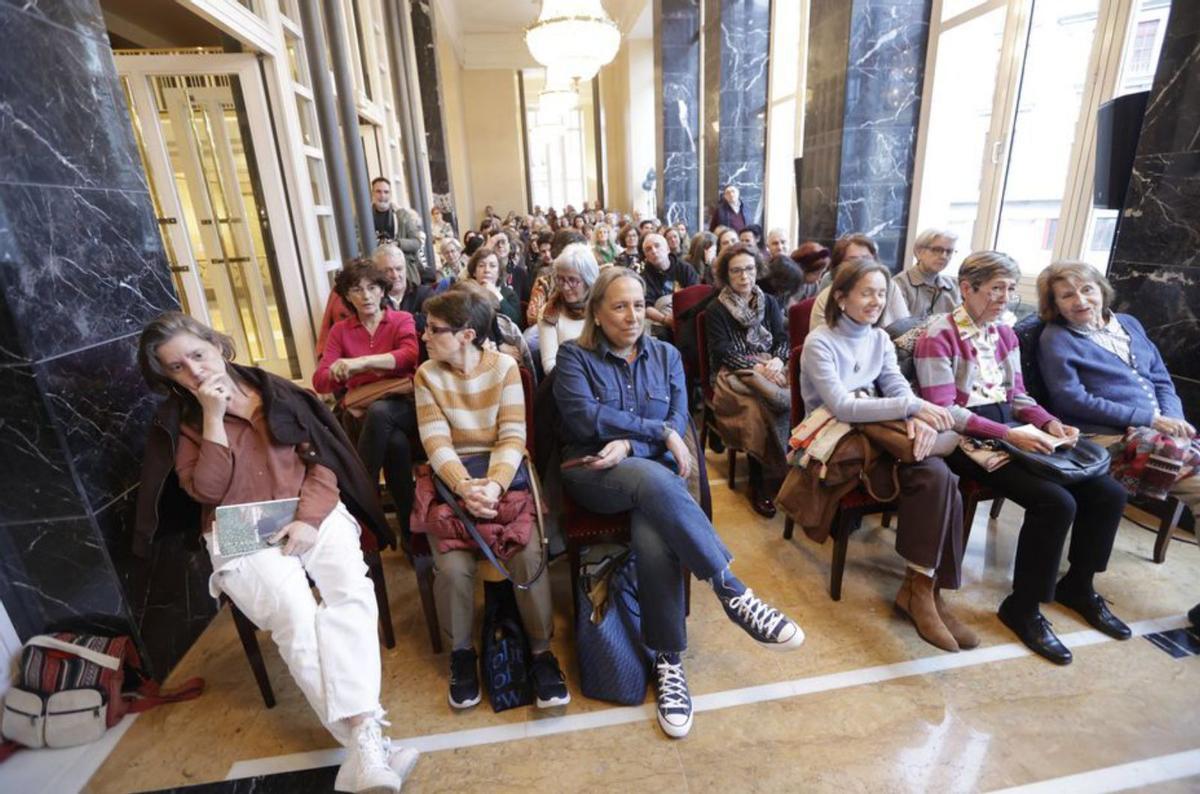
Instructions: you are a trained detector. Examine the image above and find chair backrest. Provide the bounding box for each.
[696,310,713,401]
[1012,314,1049,406]
[788,345,804,429]
[673,283,716,386]
[519,366,536,458]
[789,297,817,351]
[674,283,715,319]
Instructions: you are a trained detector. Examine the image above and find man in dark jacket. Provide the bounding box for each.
[709,184,749,232]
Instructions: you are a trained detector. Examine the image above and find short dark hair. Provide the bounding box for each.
[830,233,878,270]
[714,242,764,286]
[550,229,587,259]
[370,176,390,188]
[333,258,391,312]
[826,257,892,327]
[138,311,235,396]
[617,223,640,247]
[761,255,803,297]
[466,246,500,280]
[425,284,495,348]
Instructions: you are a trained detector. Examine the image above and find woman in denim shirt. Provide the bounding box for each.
[553,268,804,740]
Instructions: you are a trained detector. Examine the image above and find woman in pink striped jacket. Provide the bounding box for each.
[914,251,1129,667]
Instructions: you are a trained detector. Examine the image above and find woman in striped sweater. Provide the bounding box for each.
[914,251,1129,666]
[414,289,568,711]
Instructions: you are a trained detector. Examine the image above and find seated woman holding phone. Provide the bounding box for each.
[135,313,417,794]
[553,267,804,741]
[914,251,1130,666]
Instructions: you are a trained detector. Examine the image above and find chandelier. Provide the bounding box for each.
[537,66,579,116]
[525,0,621,82]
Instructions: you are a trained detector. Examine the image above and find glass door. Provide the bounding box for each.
[117,53,305,379]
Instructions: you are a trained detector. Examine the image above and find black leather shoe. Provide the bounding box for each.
[750,494,776,518]
[1190,603,1200,629]
[998,596,1072,665]
[1055,586,1132,640]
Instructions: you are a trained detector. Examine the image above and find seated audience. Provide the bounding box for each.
[895,229,961,318]
[486,232,530,303]
[439,238,466,283]
[450,280,535,374]
[137,313,418,793]
[915,251,1131,665]
[765,228,789,259]
[706,243,790,517]
[554,268,804,739]
[739,224,765,256]
[801,259,970,651]
[313,259,420,539]
[790,242,831,304]
[641,232,699,339]
[1036,260,1198,512]
[539,243,599,374]
[592,223,619,266]
[614,223,643,271]
[414,289,568,711]
[663,225,683,257]
[684,230,717,276]
[374,244,433,331]
[810,234,910,331]
[430,206,455,245]
[468,246,522,326]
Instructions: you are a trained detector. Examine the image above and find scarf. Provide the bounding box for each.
[719,286,774,353]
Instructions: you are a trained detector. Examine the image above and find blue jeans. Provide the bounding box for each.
[561,456,732,652]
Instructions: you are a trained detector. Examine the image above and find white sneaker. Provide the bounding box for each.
[387,743,420,782]
[334,718,403,793]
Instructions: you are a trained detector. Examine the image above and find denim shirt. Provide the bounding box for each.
[553,335,690,460]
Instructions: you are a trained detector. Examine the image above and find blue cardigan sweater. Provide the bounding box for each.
[1038,313,1184,434]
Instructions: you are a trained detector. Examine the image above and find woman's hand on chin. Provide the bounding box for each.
[196,376,232,417]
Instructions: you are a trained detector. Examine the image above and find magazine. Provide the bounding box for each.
[212,498,299,557]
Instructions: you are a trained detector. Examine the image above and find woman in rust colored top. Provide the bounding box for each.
[137,312,417,794]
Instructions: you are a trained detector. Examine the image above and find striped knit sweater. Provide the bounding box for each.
[414,348,526,493]
[914,308,1054,439]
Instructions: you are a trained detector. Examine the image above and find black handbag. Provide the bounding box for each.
[480,580,533,712]
[574,550,654,705]
[999,436,1111,485]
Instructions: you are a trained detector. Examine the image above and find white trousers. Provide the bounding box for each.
[206,503,381,746]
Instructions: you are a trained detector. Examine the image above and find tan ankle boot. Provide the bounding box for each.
[934,589,979,650]
[895,570,959,652]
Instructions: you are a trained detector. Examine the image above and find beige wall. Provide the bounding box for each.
[599,46,630,212]
[435,25,473,235]
[626,37,655,217]
[459,69,527,221]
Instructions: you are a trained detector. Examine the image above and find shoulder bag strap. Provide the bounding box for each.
[857,434,902,503]
[26,635,121,671]
[432,453,548,591]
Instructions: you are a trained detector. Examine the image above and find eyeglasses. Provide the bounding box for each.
[348,284,384,296]
[728,265,757,277]
[425,323,463,335]
[554,275,584,288]
[925,246,956,257]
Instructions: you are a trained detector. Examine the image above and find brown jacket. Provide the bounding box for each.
[134,364,392,557]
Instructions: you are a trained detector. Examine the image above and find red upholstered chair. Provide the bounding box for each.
[696,309,741,487]
[409,366,538,654]
[788,297,817,353]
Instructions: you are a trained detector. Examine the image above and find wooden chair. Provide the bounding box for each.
[228,527,396,708]
[409,366,539,653]
[1131,493,1190,564]
[696,309,741,487]
[562,420,711,617]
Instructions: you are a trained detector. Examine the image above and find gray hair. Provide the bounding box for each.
[913,228,958,254]
[958,250,1021,291]
[767,227,787,242]
[372,243,404,264]
[554,243,600,288]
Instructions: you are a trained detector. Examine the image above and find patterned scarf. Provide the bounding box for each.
[719,285,774,353]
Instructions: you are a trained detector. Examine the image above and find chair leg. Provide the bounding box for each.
[830,514,851,602]
[881,512,892,528]
[229,601,275,708]
[699,409,709,452]
[1154,497,1186,564]
[684,569,692,617]
[962,494,980,539]
[366,551,395,650]
[989,497,1005,519]
[783,516,794,540]
[413,554,442,654]
[727,448,737,490]
[568,540,582,620]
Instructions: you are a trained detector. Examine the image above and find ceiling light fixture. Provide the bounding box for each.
[537,66,579,115]
[525,0,621,82]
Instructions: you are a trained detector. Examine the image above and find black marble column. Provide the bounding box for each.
[657,0,702,230]
[0,0,213,677]
[1109,2,1200,419]
[800,0,931,271]
[411,0,453,217]
[701,0,771,228]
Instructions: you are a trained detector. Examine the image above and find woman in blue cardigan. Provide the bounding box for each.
[1036,260,1198,514]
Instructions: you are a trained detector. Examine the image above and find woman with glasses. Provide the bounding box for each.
[314,259,420,540]
[896,229,961,318]
[415,289,567,711]
[539,243,600,374]
[706,243,790,517]
[468,246,522,326]
[914,251,1130,666]
[614,223,643,271]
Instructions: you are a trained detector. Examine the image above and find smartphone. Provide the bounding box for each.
[560,455,601,471]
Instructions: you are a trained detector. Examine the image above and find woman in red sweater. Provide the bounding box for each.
[314,259,420,537]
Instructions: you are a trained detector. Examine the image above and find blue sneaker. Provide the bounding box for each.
[720,588,805,650]
[653,654,693,738]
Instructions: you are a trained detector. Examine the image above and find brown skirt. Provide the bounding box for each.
[712,370,790,473]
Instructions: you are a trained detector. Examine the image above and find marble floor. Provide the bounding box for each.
[80,452,1200,793]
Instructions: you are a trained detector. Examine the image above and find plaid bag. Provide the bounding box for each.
[1108,427,1200,500]
[1,633,203,757]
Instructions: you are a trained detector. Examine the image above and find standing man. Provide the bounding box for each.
[710,184,748,233]
[371,177,424,286]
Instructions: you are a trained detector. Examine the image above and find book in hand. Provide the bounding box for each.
[1012,424,1073,450]
[213,498,299,557]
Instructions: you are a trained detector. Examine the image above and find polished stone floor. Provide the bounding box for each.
[84,452,1200,793]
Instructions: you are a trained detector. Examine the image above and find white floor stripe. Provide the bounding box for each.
[988,748,1200,793]
[225,613,1191,782]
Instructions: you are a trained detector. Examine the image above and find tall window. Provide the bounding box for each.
[522,69,589,211]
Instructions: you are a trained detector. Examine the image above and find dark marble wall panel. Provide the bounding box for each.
[411,0,453,213]
[799,0,852,245]
[1110,2,1200,421]
[701,0,722,221]
[658,0,702,230]
[0,0,201,679]
[715,0,771,225]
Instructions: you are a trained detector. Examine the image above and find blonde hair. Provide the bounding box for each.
[1037,260,1115,323]
[575,268,648,351]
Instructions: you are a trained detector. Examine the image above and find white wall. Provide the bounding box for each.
[626,37,656,217]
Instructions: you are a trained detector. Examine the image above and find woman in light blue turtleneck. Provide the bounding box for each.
[799,258,971,653]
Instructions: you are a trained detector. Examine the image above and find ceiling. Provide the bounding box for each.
[450,0,649,35]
